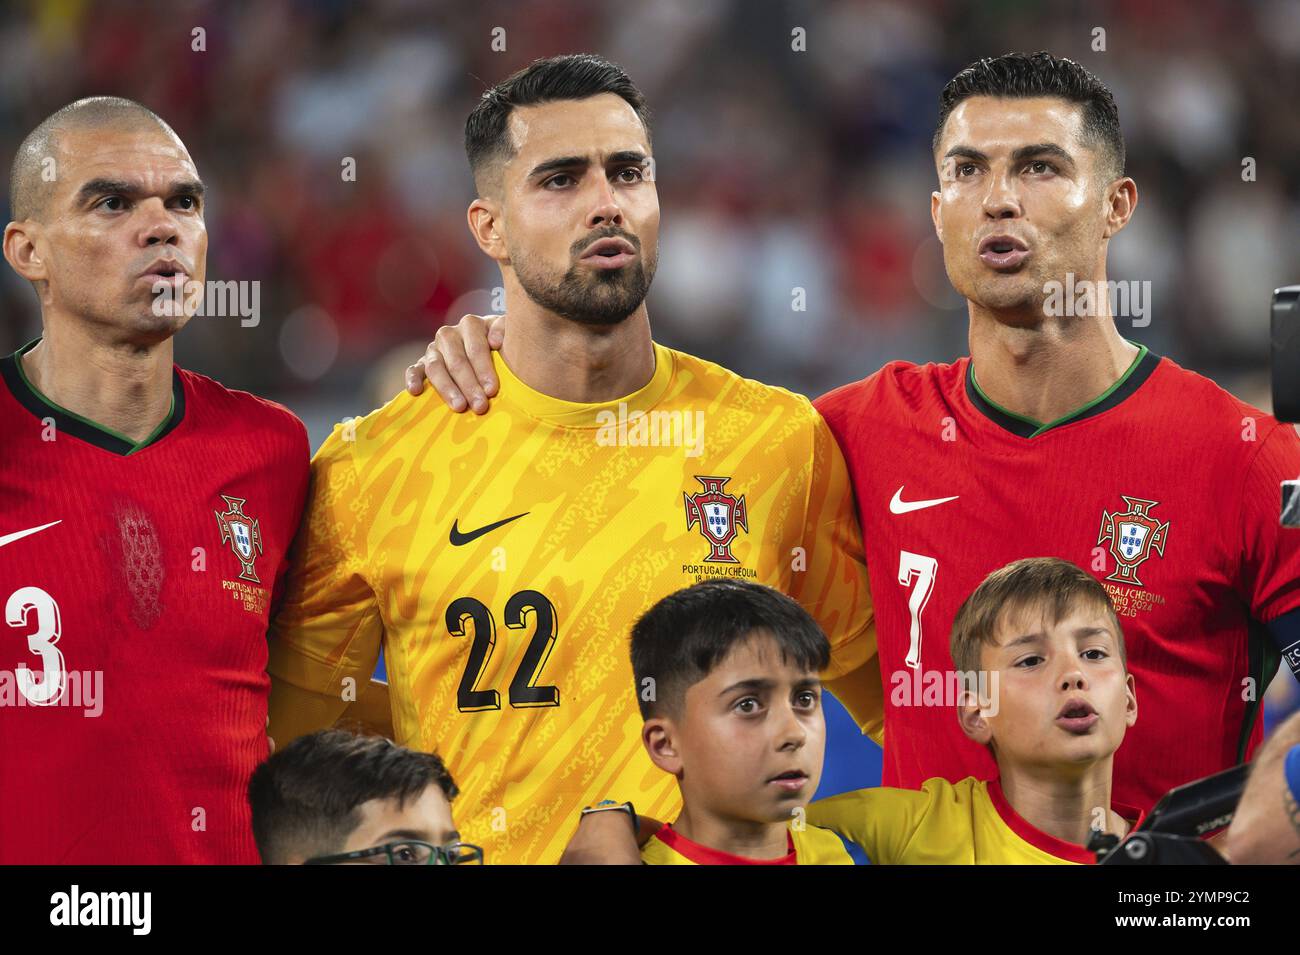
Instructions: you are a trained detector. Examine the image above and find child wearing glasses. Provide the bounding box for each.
[249,729,482,865]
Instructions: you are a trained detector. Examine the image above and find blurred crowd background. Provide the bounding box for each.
[2,0,1297,735]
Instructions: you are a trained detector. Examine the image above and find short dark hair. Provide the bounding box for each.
[464,53,651,192]
[933,51,1125,180]
[248,729,458,865]
[949,557,1127,676]
[9,96,177,222]
[630,580,830,720]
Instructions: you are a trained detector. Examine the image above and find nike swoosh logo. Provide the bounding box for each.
[0,520,62,548]
[449,512,528,546]
[889,488,959,515]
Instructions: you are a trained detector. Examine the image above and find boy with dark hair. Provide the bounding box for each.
[248,729,480,866]
[626,580,860,864]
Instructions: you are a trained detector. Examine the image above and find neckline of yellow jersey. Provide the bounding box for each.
[490,341,675,428]
[985,778,1145,864]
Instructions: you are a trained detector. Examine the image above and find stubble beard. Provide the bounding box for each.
[511,237,657,327]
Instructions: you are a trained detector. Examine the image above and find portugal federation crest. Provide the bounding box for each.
[684,475,748,563]
[215,495,264,583]
[1097,495,1169,586]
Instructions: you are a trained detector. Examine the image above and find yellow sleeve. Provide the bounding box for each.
[791,413,883,743]
[267,424,386,745]
[805,785,931,865]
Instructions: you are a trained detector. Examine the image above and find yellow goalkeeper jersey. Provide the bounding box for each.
[268,342,878,864]
[641,822,863,865]
[807,777,1145,864]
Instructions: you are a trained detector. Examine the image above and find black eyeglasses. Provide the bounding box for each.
[306,841,484,866]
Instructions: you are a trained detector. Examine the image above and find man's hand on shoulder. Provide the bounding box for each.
[405,313,506,413]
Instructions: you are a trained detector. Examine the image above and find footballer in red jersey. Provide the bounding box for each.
[818,347,1300,811]
[0,97,308,862]
[816,53,1300,811]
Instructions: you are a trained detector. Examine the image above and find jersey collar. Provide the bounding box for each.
[0,338,186,456]
[966,342,1159,439]
[653,823,797,865]
[492,341,675,428]
[987,778,1145,864]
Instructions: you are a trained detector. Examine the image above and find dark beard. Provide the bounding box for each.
[513,234,656,327]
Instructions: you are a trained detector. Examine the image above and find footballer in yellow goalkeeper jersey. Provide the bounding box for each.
[267,55,878,865]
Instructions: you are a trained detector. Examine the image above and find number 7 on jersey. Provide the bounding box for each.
[898,551,937,670]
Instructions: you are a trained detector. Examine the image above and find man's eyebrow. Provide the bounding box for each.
[171,179,206,197]
[378,828,433,842]
[941,143,1075,166]
[1010,143,1074,166]
[943,145,988,162]
[608,150,648,165]
[528,151,648,180]
[75,177,205,205]
[528,155,590,179]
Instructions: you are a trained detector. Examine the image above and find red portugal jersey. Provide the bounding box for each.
[816,344,1300,810]
[0,340,309,863]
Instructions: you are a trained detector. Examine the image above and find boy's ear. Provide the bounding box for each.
[957,688,993,746]
[1123,671,1138,729]
[642,717,683,777]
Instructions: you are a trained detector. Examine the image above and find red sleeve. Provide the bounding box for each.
[1238,421,1300,622]
[267,412,312,619]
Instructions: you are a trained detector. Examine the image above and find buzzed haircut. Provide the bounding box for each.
[464,53,651,194]
[933,51,1125,181]
[949,556,1127,676]
[9,96,177,222]
[630,580,831,720]
[248,729,458,865]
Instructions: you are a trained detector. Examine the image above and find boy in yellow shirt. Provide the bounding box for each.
[808,556,1143,863]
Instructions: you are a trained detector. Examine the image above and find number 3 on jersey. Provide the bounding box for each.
[898,551,937,670]
[6,586,65,705]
